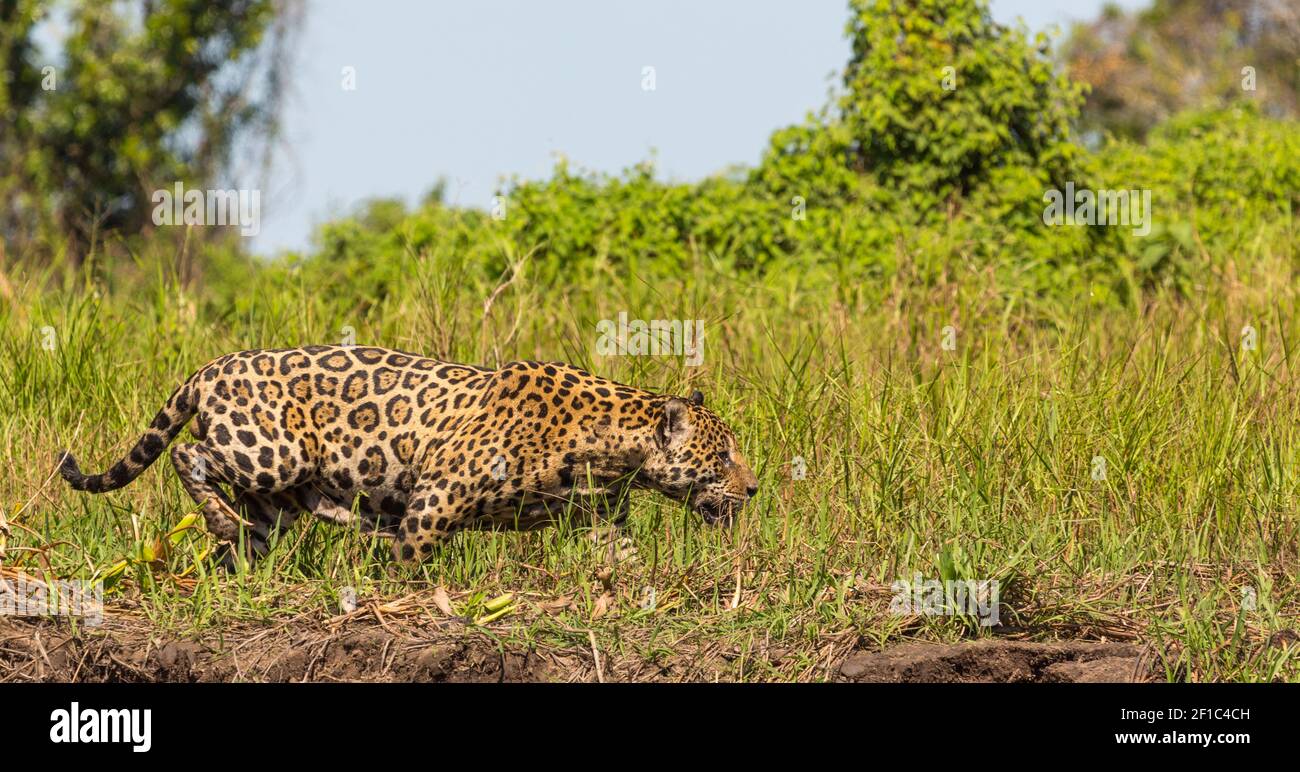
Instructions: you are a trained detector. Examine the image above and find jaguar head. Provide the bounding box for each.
[642,390,757,526]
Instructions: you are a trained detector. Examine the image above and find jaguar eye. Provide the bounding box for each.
[717,451,730,464]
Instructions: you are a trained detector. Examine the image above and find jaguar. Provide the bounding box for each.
[57,346,758,565]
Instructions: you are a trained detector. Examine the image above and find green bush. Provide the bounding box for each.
[230,0,1298,318]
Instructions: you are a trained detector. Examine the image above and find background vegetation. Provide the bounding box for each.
[2,0,1298,681]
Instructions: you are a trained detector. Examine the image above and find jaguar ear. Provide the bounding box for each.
[658,398,693,448]
[689,389,704,407]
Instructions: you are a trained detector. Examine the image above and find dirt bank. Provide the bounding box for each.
[838,640,1150,683]
[2,613,1157,683]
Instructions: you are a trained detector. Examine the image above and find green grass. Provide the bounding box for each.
[2,239,1299,682]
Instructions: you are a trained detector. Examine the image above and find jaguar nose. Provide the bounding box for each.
[745,483,758,498]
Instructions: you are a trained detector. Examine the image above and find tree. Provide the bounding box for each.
[754,0,1086,220]
[1063,0,1300,139]
[0,0,299,262]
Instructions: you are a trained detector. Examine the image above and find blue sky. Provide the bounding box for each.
[245,0,1146,255]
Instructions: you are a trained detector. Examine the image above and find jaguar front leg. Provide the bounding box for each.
[585,480,637,564]
[389,481,468,562]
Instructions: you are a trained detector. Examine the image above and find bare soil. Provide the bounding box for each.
[2,613,1155,683]
[0,615,557,683]
[838,640,1151,683]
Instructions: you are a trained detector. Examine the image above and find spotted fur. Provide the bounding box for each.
[57,346,758,565]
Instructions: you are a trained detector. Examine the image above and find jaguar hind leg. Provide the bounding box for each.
[233,486,398,566]
[170,443,252,551]
[298,487,396,538]
[226,488,305,567]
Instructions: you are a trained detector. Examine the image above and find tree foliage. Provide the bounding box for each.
[288,0,1298,313]
[1063,0,1300,139]
[0,0,298,259]
[753,0,1087,220]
